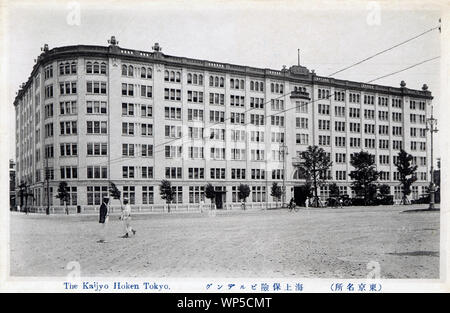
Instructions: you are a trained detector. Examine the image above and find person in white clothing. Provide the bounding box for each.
[120,198,136,238]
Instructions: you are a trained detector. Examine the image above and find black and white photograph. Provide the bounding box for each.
[0,0,449,295]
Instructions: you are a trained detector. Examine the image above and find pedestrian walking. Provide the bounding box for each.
[305,197,309,209]
[120,198,136,238]
[98,197,109,243]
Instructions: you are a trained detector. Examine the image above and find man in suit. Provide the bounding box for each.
[97,197,109,243]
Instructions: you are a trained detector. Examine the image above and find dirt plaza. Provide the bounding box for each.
[9,205,439,278]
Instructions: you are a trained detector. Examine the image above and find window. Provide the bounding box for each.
[86,81,107,94]
[59,81,77,95]
[87,121,107,134]
[122,64,134,77]
[60,166,78,179]
[165,146,182,158]
[87,186,108,205]
[121,83,134,96]
[296,133,309,145]
[87,142,107,156]
[210,168,226,179]
[122,103,134,116]
[141,166,154,179]
[250,80,264,92]
[122,143,135,157]
[187,73,203,85]
[230,112,245,124]
[164,88,181,101]
[141,123,153,136]
[189,186,205,204]
[140,85,153,98]
[165,125,182,138]
[164,70,181,82]
[209,75,225,87]
[188,147,204,159]
[165,107,182,120]
[141,104,153,118]
[60,101,77,115]
[210,110,225,123]
[123,186,135,204]
[250,114,265,126]
[250,97,264,109]
[231,148,246,160]
[140,67,152,79]
[141,144,153,157]
[318,104,330,115]
[44,65,53,80]
[86,101,107,114]
[60,121,77,135]
[187,90,204,103]
[188,109,203,121]
[231,168,246,180]
[122,122,135,135]
[122,166,135,179]
[60,143,78,157]
[210,147,226,160]
[87,166,108,179]
[165,167,182,179]
[188,168,205,179]
[142,186,154,205]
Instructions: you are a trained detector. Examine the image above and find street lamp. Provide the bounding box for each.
[425,105,438,210]
[280,142,288,206]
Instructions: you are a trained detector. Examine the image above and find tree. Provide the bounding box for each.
[18,181,27,213]
[394,149,418,205]
[109,182,122,209]
[18,181,32,214]
[296,145,332,207]
[378,184,391,197]
[56,181,70,215]
[238,184,251,210]
[270,182,282,208]
[204,183,216,209]
[329,183,340,198]
[349,151,380,205]
[159,180,175,213]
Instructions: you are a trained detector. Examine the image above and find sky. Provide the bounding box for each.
[2,0,443,162]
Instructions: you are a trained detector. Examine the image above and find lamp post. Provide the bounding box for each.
[280,142,288,206]
[425,105,438,210]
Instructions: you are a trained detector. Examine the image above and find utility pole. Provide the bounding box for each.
[280,142,288,206]
[45,157,50,215]
[425,105,438,210]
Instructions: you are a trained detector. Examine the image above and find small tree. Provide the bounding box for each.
[329,183,340,199]
[379,184,391,197]
[394,149,418,205]
[349,151,380,205]
[296,145,333,207]
[238,184,251,210]
[18,181,27,213]
[109,182,122,209]
[56,181,70,214]
[270,182,282,208]
[159,180,175,213]
[204,183,216,209]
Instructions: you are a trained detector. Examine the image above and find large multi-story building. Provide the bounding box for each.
[14,37,433,210]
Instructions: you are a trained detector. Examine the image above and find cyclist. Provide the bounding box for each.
[288,197,295,211]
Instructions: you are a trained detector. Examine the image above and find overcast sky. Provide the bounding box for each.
[4,0,443,161]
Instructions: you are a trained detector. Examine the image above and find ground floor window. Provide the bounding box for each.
[142,186,154,205]
[87,186,108,205]
[251,186,266,202]
[172,186,183,204]
[59,186,77,205]
[412,186,419,200]
[232,186,239,202]
[320,185,329,199]
[338,186,348,195]
[123,186,136,204]
[189,186,204,204]
[394,186,403,200]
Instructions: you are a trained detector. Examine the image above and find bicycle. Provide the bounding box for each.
[288,202,299,212]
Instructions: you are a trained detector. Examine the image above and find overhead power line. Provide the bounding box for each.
[327,25,440,77]
[367,56,440,83]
